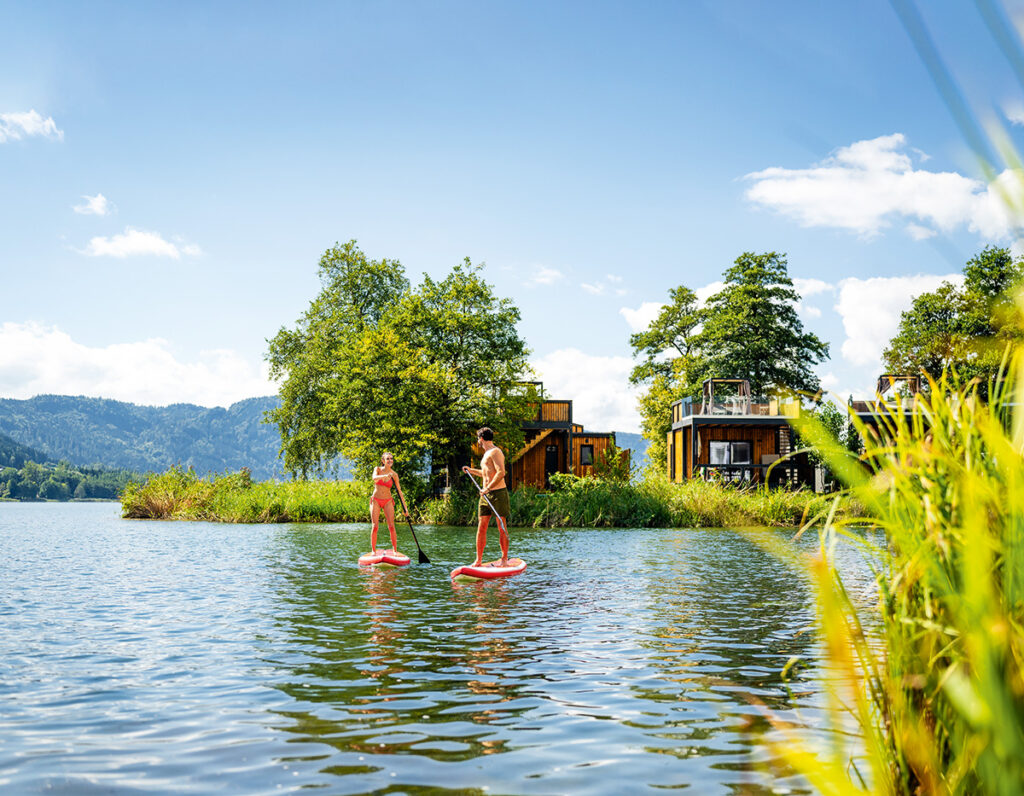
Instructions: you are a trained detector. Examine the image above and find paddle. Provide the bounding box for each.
[395,490,430,564]
[462,468,509,537]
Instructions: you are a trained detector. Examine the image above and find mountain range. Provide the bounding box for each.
[0,394,649,480]
[0,395,287,480]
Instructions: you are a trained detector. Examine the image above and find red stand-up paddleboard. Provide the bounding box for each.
[451,558,526,582]
[359,551,411,568]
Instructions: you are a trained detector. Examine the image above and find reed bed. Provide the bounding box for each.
[756,362,1024,794]
[123,465,857,529]
[121,466,370,523]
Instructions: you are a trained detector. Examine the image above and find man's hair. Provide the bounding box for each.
[476,427,494,441]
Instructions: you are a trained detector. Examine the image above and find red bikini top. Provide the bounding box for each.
[374,474,393,487]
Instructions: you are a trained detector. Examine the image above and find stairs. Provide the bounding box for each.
[778,427,797,486]
[510,428,554,463]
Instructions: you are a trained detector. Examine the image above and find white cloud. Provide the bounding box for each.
[0,322,275,407]
[0,110,63,143]
[619,301,665,333]
[73,193,112,216]
[745,133,1020,240]
[906,223,937,240]
[792,277,834,298]
[791,277,836,317]
[695,280,725,305]
[532,348,640,432]
[81,227,200,259]
[524,266,565,287]
[1004,100,1024,127]
[835,273,962,367]
[580,273,627,296]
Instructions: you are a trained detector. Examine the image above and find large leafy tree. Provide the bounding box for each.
[695,252,829,396]
[628,287,702,470]
[629,252,829,469]
[883,246,1024,389]
[267,242,532,481]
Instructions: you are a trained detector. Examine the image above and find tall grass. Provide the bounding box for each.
[122,466,854,528]
[417,472,844,528]
[756,360,1024,794]
[121,466,370,523]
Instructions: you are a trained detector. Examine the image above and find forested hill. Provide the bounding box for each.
[0,395,287,480]
[0,431,52,468]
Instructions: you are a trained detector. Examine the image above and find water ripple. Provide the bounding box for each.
[0,503,875,794]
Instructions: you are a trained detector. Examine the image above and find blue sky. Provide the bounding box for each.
[3,1,1024,432]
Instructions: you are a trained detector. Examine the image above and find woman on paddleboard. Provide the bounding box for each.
[369,452,408,556]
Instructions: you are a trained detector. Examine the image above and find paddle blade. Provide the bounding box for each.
[418,547,431,564]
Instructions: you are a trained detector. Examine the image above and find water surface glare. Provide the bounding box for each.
[0,503,864,794]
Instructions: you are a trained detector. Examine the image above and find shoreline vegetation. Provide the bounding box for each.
[119,466,855,529]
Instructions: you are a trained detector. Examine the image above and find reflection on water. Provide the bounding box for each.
[0,503,875,794]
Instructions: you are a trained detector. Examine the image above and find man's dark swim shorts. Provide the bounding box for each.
[479,487,511,519]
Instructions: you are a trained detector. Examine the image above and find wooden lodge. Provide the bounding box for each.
[848,374,923,449]
[506,382,628,490]
[666,378,813,487]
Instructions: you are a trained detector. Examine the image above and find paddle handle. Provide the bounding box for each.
[462,468,508,536]
[395,490,430,564]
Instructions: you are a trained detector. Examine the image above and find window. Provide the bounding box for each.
[708,440,752,465]
[709,441,730,465]
[580,444,594,466]
[731,442,752,464]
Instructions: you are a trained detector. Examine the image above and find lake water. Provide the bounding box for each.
[0,502,872,794]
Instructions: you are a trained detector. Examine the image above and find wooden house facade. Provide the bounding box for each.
[666,378,813,487]
[848,374,923,450]
[506,383,628,490]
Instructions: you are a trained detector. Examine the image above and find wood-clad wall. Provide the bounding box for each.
[670,425,780,481]
[668,428,692,483]
[507,431,567,490]
[696,425,777,465]
[572,434,619,477]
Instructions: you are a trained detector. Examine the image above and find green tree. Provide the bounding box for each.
[267,241,409,476]
[694,252,829,396]
[883,246,1024,390]
[628,287,703,472]
[267,243,533,481]
[629,252,829,472]
[39,478,70,500]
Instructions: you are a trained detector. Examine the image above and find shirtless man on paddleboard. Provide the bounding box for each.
[463,427,511,567]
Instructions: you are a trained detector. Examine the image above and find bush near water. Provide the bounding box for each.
[121,466,848,528]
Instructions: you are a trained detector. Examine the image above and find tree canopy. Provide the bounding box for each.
[266,241,534,482]
[883,246,1024,390]
[629,251,829,466]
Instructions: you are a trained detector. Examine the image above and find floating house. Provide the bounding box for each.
[666,378,813,487]
[506,382,628,490]
[848,374,923,449]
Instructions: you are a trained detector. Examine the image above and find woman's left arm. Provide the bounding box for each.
[393,472,409,515]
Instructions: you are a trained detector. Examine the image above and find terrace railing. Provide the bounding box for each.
[524,400,572,424]
[673,397,801,419]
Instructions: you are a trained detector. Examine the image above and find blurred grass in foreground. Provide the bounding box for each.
[752,356,1024,794]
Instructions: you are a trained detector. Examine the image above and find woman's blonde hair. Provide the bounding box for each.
[381,451,394,465]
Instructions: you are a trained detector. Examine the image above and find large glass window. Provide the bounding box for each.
[708,440,752,465]
[709,441,730,464]
[580,444,594,466]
